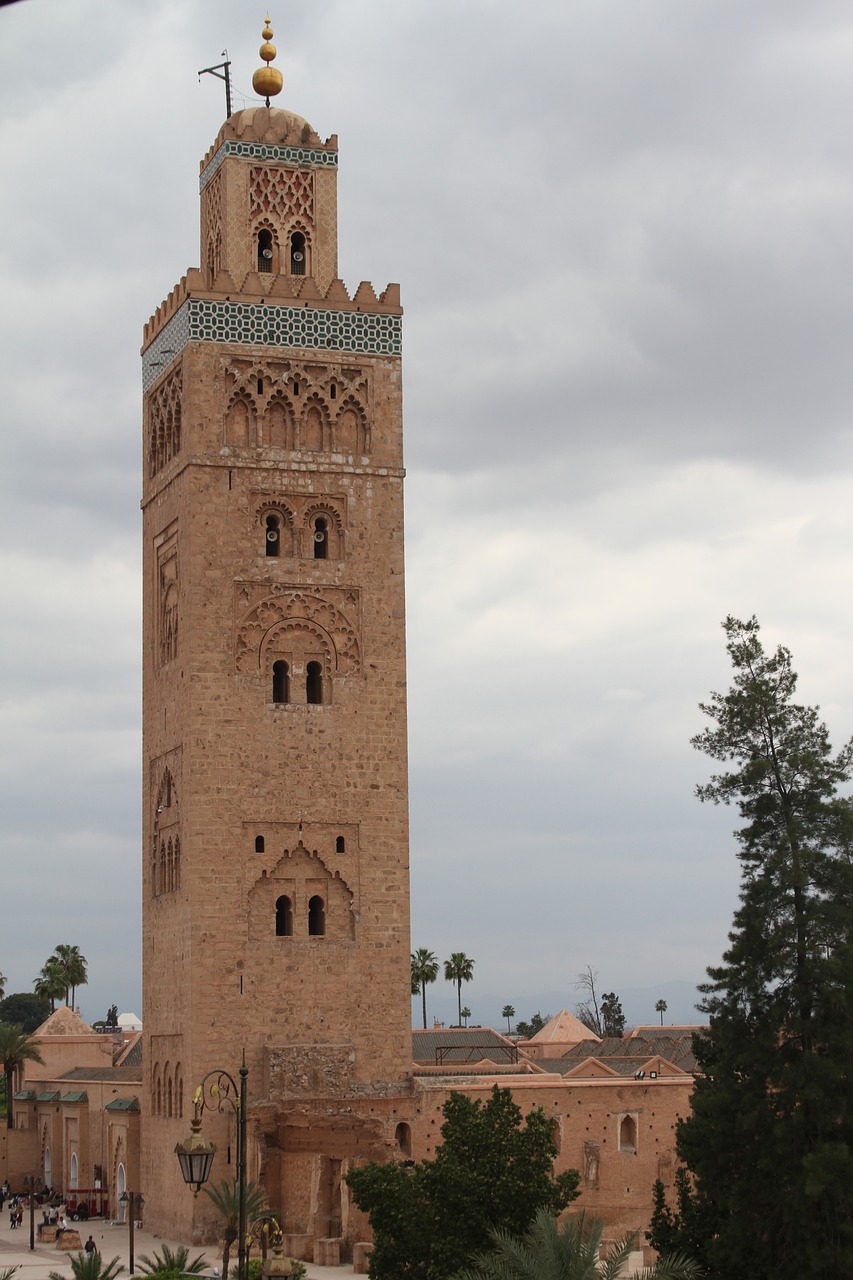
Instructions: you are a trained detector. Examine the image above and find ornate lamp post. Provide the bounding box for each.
[175,1056,248,1280]
[118,1190,144,1275]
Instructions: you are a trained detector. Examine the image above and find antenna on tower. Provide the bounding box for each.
[198,50,233,118]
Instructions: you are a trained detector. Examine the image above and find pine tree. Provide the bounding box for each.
[678,615,853,1280]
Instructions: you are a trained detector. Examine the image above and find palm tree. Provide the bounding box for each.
[453,1205,702,1280]
[0,1023,44,1129]
[502,1005,515,1035]
[460,1007,471,1028]
[48,944,88,1009]
[49,1253,124,1280]
[0,972,6,1001]
[411,949,439,1029]
[655,999,668,1026]
[136,1244,208,1275]
[444,952,475,1026]
[35,960,67,1013]
[203,1178,269,1280]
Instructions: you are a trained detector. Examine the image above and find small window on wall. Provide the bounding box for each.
[255,836,265,853]
[306,662,323,705]
[273,661,290,705]
[313,517,328,560]
[619,1115,637,1153]
[336,836,346,853]
[265,514,281,557]
[291,231,306,275]
[308,894,326,936]
[258,228,274,273]
[276,895,293,937]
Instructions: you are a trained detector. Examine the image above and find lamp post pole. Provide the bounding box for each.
[119,1191,143,1275]
[175,1054,249,1280]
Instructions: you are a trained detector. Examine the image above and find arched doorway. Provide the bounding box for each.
[116,1162,127,1222]
[70,1152,79,1192]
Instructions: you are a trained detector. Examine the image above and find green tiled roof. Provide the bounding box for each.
[105,1096,139,1112]
[13,1090,36,1100]
[61,1091,88,1103]
[36,1091,60,1102]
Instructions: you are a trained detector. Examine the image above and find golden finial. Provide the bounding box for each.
[252,14,283,106]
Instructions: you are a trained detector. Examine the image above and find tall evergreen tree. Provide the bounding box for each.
[678,615,853,1280]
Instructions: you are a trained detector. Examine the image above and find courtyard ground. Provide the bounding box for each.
[0,1211,352,1280]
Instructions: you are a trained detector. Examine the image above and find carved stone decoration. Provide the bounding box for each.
[235,586,361,675]
[583,1139,600,1189]
[155,522,179,667]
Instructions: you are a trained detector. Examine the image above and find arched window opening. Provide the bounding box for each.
[265,513,281,557]
[306,661,323,705]
[290,231,306,275]
[273,660,290,705]
[275,895,294,937]
[175,1067,183,1118]
[155,1075,161,1116]
[330,384,337,400]
[70,1152,78,1191]
[255,836,265,853]
[395,1123,412,1158]
[313,517,328,560]
[174,836,180,890]
[336,836,345,853]
[619,1115,637,1153]
[258,228,274,273]
[308,895,326,936]
[167,1077,173,1118]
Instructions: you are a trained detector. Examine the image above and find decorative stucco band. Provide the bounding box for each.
[142,298,401,390]
[200,139,339,191]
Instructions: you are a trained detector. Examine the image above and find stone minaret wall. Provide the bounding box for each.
[141,104,412,1247]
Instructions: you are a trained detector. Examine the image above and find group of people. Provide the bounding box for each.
[1,1184,96,1251]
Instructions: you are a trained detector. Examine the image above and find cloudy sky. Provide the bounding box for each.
[2,0,853,1031]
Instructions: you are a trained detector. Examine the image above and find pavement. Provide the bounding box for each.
[0,1211,353,1280]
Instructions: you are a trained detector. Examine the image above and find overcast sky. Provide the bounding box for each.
[2,0,853,1032]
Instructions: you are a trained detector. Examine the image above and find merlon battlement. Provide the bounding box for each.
[143,276,401,350]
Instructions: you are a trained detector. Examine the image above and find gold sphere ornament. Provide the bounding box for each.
[252,15,283,104]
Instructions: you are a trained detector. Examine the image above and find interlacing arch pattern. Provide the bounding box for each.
[152,767,181,897]
[151,1061,184,1118]
[201,168,224,284]
[148,365,183,476]
[224,360,370,456]
[250,165,314,227]
[235,588,361,677]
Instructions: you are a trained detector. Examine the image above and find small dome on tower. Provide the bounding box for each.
[252,15,284,105]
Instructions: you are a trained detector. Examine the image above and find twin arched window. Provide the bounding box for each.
[275,893,325,937]
[271,661,323,705]
[255,229,309,276]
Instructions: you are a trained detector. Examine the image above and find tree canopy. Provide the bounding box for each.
[346,1085,579,1280]
[443,953,474,1026]
[456,1204,702,1280]
[677,615,853,1279]
[411,948,439,1029]
[0,992,50,1034]
[0,1023,44,1129]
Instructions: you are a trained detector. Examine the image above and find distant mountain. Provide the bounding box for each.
[413,979,705,1032]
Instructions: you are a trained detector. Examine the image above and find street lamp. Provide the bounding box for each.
[176,1055,248,1280]
[118,1190,144,1275]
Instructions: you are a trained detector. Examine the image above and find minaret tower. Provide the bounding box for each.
[140,20,412,1246]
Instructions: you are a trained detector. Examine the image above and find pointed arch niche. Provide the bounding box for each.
[247,841,355,943]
